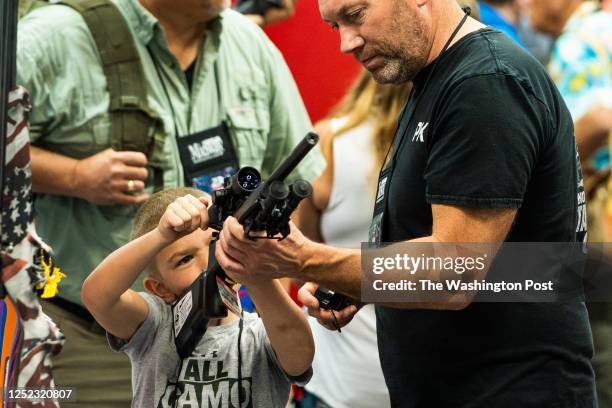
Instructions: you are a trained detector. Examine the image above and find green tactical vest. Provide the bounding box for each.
[19,0,165,190]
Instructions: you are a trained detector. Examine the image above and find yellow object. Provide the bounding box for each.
[569,74,587,93]
[588,63,602,77]
[36,252,67,298]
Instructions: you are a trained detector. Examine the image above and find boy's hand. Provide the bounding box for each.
[157,194,211,243]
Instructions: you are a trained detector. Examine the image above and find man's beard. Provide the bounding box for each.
[367,38,428,84]
[369,53,424,84]
[368,5,429,84]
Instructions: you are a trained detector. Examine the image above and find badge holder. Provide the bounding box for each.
[172,239,229,359]
[369,165,392,247]
[176,122,240,194]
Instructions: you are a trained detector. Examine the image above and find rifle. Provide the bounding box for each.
[172,132,319,358]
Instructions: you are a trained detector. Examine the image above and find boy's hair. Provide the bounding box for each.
[131,187,209,241]
[132,187,209,278]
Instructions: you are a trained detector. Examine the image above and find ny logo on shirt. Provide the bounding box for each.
[412,122,429,143]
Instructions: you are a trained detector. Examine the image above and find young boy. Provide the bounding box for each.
[82,187,314,407]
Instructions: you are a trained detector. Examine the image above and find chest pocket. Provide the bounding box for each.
[226,98,270,170]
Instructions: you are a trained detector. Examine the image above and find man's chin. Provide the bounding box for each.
[369,68,401,85]
[366,61,408,85]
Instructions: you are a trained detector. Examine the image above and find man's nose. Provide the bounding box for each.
[339,27,364,54]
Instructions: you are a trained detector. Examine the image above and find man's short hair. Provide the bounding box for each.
[131,187,208,241]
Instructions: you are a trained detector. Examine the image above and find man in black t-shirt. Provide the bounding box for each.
[214,0,596,406]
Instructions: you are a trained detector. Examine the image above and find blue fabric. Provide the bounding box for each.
[239,286,255,313]
[478,2,526,47]
[297,390,333,408]
[0,301,6,358]
[592,147,610,171]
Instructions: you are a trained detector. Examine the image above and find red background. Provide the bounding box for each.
[265,0,362,123]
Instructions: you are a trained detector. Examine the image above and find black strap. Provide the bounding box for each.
[237,314,244,404]
[384,8,471,171]
[58,0,166,190]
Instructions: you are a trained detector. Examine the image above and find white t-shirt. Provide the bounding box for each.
[305,118,391,408]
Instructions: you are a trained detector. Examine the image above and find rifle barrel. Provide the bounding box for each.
[267,132,319,183]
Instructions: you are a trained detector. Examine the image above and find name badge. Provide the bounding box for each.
[369,166,392,246]
[177,122,239,193]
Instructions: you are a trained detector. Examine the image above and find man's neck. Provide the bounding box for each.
[425,3,486,66]
[139,0,208,69]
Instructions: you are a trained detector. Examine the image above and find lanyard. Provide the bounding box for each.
[146,44,225,138]
[369,8,471,246]
[380,8,471,173]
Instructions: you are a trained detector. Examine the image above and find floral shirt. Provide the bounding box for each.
[548,2,612,122]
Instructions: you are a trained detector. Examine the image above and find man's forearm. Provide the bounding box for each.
[298,237,492,310]
[300,241,362,298]
[30,146,80,196]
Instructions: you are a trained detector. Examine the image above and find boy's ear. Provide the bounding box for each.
[144,276,177,304]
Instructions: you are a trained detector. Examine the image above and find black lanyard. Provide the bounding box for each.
[146,44,224,138]
[369,8,471,246]
[380,8,472,174]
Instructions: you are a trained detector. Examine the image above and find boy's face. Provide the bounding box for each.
[149,228,214,303]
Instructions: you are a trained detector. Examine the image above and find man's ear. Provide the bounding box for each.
[144,276,177,304]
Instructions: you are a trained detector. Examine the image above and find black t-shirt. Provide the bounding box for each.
[377,29,595,407]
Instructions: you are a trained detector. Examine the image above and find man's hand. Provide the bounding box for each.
[215,216,306,284]
[298,282,360,331]
[244,0,297,27]
[73,148,150,205]
[157,194,210,244]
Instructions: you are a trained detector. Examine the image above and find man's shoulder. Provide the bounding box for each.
[19,3,88,35]
[218,9,279,58]
[453,29,542,80]
[438,29,555,104]
[220,8,266,36]
[18,4,93,57]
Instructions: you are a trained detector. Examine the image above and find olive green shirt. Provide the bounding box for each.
[17,0,325,305]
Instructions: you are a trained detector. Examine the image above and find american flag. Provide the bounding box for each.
[2,88,65,408]
[1,87,33,251]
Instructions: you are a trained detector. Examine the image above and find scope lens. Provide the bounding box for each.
[236,167,261,191]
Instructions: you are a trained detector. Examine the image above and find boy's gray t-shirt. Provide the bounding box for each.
[108,292,311,408]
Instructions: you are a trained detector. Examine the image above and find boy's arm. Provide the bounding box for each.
[81,229,170,340]
[245,279,314,377]
[82,194,210,340]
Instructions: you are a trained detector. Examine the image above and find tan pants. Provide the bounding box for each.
[43,300,132,407]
